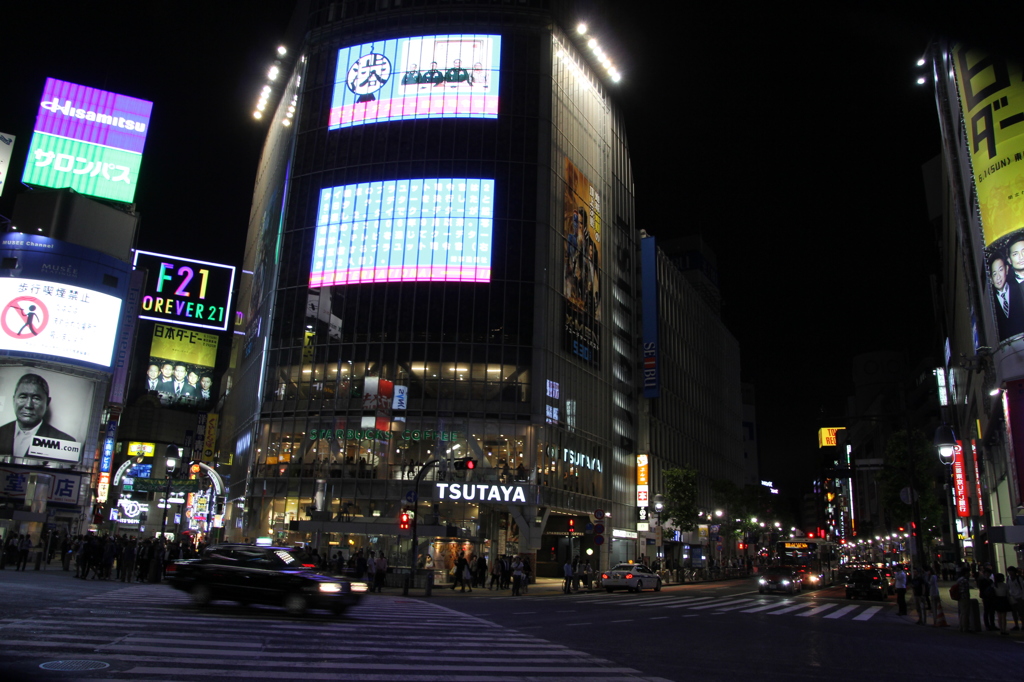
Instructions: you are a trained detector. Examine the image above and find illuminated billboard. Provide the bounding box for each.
[145,323,218,409]
[310,178,494,286]
[0,365,96,465]
[562,158,602,367]
[0,277,122,367]
[133,251,236,332]
[21,78,153,203]
[330,34,500,129]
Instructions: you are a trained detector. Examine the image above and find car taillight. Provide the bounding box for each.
[601,573,609,580]
[626,573,634,580]
[301,563,317,568]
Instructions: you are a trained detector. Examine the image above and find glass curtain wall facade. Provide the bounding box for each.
[223,1,639,578]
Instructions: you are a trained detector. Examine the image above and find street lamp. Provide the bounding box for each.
[652,494,665,569]
[933,424,957,464]
[159,445,179,540]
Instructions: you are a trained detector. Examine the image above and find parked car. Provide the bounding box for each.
[878,567,896,595]
[601,563,662,592]
[845,569,888,600]
[758,567,803,594]
[168,543,366,616]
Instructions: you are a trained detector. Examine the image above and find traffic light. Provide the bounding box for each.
[399,512,410,530]
[190,463,202,475]
[568,518,575,533]
[453,457,477,470]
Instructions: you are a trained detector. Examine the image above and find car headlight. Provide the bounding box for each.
[782,580,790,585]
[350,581,369,593]
[758,578,766,584]
[319,582,343,593]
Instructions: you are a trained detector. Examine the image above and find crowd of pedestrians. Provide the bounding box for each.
[951,560,1024,635]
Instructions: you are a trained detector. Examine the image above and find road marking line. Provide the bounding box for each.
[609,619,634,623]
[664,597,717,609]
[715,601,761,612]
[765,604,813,615]
[853,606,883,621]
[797,604,837,617]
[740,602,788,613]
[824,605,860,619]
[687,599,754,610]
[649,616,669,620]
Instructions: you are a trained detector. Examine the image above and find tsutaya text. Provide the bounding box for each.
[435,482,530,504]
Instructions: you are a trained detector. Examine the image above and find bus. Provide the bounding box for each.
[775,538,838,588]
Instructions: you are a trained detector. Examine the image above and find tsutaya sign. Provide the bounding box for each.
[549,446,602,472]
[435,482,530,504]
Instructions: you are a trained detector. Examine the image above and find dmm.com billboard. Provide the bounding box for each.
[21,78,153,203]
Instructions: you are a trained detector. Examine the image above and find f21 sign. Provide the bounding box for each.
[133,251,236,331]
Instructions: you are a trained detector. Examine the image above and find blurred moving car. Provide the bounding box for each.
[601,563,662,592]
[878,566,896,595]
[758,567,803,594]
[845,568,888,600]
[168,543,366,615]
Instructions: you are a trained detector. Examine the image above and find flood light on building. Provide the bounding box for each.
[268,66,280,80]
[917,77,926,85]
[916,57,926,66]
[278,45,288,56]
[577,23,587,34]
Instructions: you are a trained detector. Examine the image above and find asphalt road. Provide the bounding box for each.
[1,568,1022,681]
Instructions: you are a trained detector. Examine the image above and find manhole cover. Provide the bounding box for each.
[39,660,110,671]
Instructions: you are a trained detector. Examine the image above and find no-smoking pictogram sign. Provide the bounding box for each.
[2,296,49,339]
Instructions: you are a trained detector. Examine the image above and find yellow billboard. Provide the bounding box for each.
[818,427,844,447]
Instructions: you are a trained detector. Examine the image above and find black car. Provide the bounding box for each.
[845,569,888,600]
[168,544,366,616]
[758,567,803,594]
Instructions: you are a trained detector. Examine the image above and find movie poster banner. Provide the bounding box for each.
[562,158,601,367]
[0,365,95,464]
[954,46,1024,343]
[144,323,218,409]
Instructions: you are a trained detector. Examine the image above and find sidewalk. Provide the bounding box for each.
[892,581,1024,637]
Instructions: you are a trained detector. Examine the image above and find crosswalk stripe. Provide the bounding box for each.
[824,605,861,619]
[796,604,837,617]
[714,600,762,612]
[765,603,813,615]
[853,606,883,621]
[739,602,788,613]
[687,598,754,610]
[664,597,718,609]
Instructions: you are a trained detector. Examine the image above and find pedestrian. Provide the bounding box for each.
[375,551,388,593]
[511,555,524,596]
[582,560,593,591]
[563,558,574,593]
[911,567,928,625]
[0,533,17,569]
[955,567,973,632]
[1007,566,1024,631]
[16,532,33,571]
[500,555,511,589]
[451,551,470,592]
[120,539,137,582]
[489,555,502,590]
[474,554,487,588]
[522,555,532,594]
[925,561,937,614]
[977,565,997,631]
[355,549,367,582]
[894,564,908,616]
[365,551,378,591]
[994,572,1012,635]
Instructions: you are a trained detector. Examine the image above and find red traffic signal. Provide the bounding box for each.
[399,512,410,530]
[453,457,477,470]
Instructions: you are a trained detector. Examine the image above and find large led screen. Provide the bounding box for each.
[310,178,494,286]
[0,365,96,465]
[330,34,500,129]
[21,78,153,203]
[0,277,122,367]
[145,323,219,410]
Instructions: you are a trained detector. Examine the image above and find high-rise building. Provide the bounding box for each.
[221,0,640,576]
[221,0,748,577]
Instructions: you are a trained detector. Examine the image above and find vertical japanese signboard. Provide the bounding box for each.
[0,133,15,197]
[970,439,985,516]
[636,453,649,508]
[952,441,970,517]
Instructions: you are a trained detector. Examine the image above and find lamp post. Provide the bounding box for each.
[652,494,665,572]
[159,445,179,540]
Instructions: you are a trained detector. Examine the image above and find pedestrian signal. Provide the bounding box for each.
[453,457,476,470]
[399,512,410,530]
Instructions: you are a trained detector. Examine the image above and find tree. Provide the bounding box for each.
[662,466,699,532]
[879,430,945,556]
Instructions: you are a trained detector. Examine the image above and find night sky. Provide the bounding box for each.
[2,2,1016,509]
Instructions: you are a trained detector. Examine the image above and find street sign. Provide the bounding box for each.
[594,523,605,534]
[594,508,605,520]
[594,535,605,546]
[132,478,201,493]
[405,490,417,504]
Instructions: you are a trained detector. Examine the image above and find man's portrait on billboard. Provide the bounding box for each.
[0,373,75,458]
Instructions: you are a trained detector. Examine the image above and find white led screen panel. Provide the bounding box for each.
[310,179,494,286]
[330,34,500,129]
[0,277,123,367]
